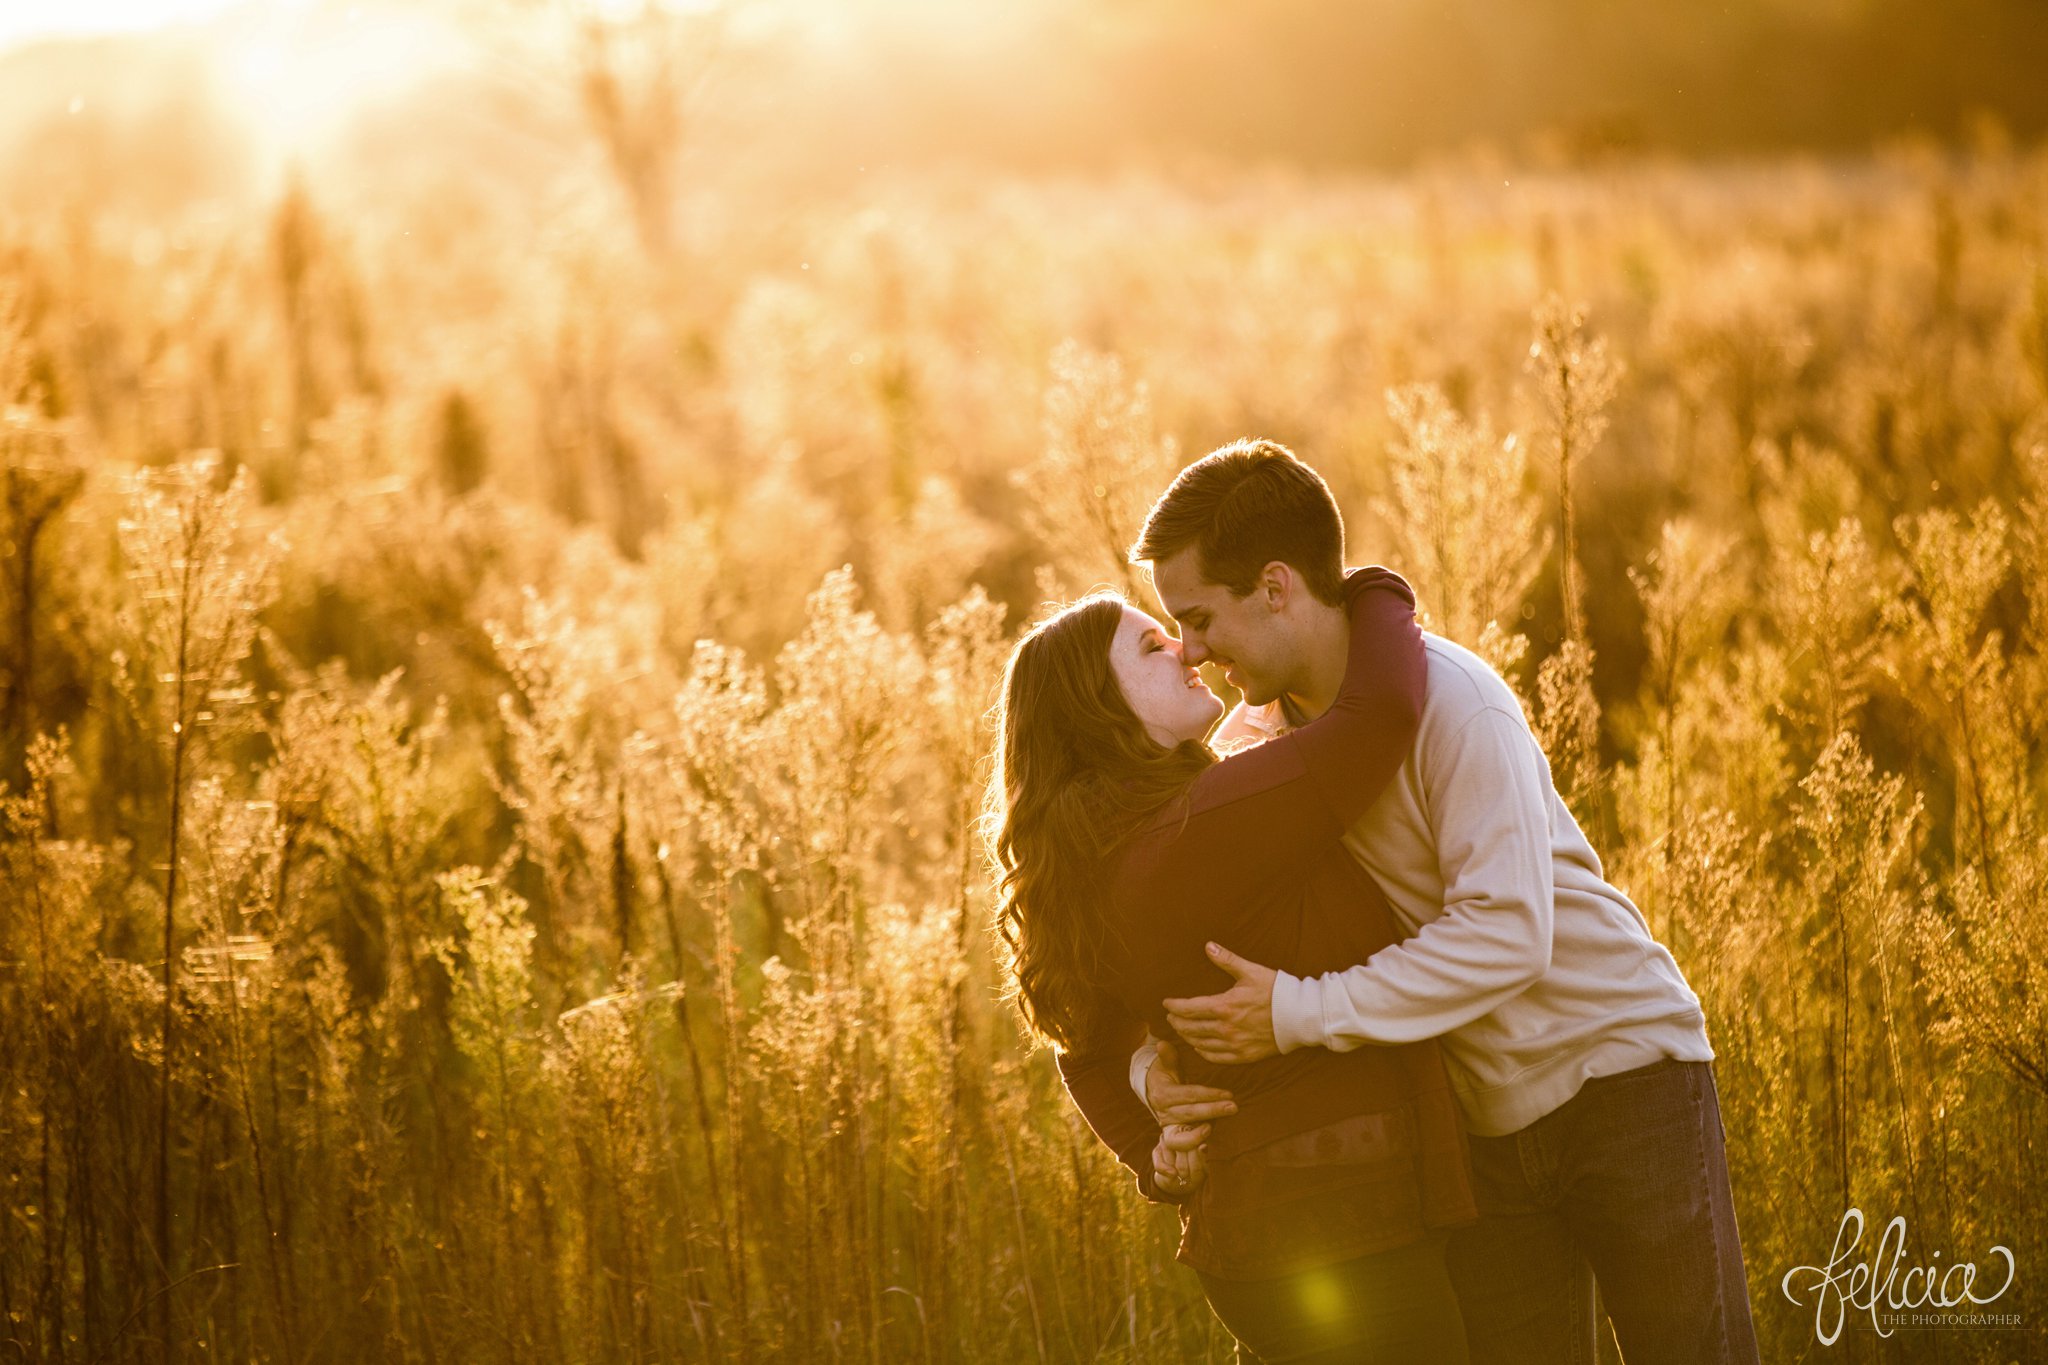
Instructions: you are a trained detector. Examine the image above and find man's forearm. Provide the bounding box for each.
[1270,918,1549,1051]
[1274,704,1556,1051]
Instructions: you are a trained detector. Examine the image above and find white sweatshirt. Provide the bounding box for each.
[1137,631,1713,1139]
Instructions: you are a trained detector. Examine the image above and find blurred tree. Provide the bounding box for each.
[0,285,82,805]
[437,387,490,497]
[572,0,733,258]
[477,0,749,259]
[273,177,322,453]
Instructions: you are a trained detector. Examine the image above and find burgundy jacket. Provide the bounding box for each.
[1056,567,1477,1279]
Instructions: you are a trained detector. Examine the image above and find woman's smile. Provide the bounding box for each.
[1111,605,1226,746]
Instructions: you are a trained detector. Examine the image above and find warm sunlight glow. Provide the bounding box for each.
[0,1,460,163]
[214,6,451,153]
[0,0,253,51]
[0,1,2040,1359]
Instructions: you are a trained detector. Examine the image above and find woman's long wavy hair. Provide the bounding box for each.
[985,593,1215,1053]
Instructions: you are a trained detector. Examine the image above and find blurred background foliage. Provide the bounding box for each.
[2,1,2047,1361]
[6,0,2048,203]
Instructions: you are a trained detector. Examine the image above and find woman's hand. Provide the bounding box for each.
[1151,1121,1209,1200]
[1146,1039,1239,1124]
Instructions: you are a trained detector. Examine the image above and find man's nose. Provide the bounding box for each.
[1180,635,1212,667]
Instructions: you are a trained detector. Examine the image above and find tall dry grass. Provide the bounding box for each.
[3,146,2047,1361]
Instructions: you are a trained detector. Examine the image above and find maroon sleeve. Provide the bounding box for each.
[1290,566,1428,828]
[1064,569,1425,1194]
[1055,1015,1177,1204]
[1143,568,1425,909]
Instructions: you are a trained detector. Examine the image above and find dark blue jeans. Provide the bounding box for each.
[1203,1229,1468,1365]
[1444,1057,1761,1365]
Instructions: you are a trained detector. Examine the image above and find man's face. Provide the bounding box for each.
[1149,549,1298,707]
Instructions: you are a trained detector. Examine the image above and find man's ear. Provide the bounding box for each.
[1256,561,1295,611]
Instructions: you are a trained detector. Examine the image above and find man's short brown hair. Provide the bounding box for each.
[1131,439,1347,605]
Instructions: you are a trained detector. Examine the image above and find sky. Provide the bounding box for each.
[0,0,257,52]
[0,0,2039,179]
[0,0,486,173]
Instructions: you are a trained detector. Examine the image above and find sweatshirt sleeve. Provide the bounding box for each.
[1270,704,1556,1052]
[1128,1034,1163,1117]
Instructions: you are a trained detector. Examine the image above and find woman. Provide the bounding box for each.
[986,567,1476,1364]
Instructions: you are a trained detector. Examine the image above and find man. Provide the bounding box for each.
[1125,439,1759,1365]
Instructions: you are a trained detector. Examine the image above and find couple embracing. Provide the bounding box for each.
[985,440,1762,1364]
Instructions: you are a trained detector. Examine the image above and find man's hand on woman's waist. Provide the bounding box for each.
[1164,941,1282,1064]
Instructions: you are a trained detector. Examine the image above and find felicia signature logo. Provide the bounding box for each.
[1780,1209,2016,1345]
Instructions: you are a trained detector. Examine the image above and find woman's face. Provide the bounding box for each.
[1110,605,1225,747]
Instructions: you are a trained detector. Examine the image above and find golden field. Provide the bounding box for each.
[2,15,2047,1355]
